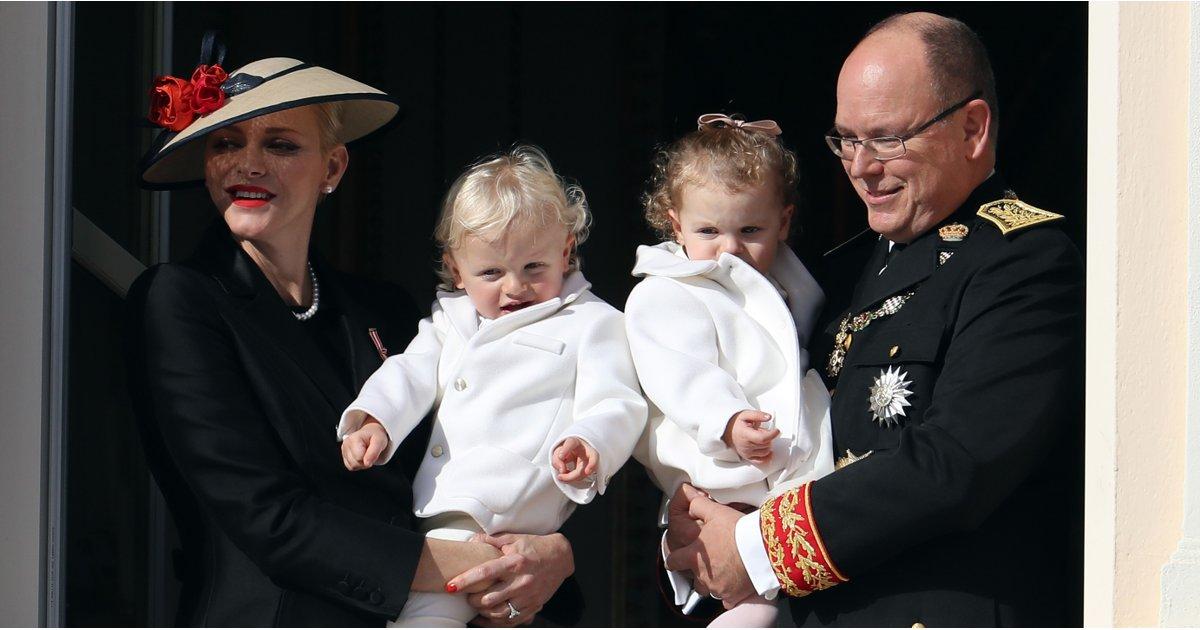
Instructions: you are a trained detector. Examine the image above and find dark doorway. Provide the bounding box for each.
[66,2,1085,626]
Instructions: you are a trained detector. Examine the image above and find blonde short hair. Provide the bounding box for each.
[434,145,591,289]
[313,101,345,152]
[643,116,799,241]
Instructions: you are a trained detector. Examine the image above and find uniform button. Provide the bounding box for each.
[369,589,384,604]
[889,345,901,358]
[912,623,926,628]
[431,444,444,457]
[454,378,468,391]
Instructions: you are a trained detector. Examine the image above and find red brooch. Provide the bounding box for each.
[147,63,229,132]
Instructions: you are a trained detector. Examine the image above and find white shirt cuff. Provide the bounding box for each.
[735,511,780,599]
[661,531,693,606]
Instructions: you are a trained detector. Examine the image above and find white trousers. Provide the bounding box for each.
[389,514,482,628]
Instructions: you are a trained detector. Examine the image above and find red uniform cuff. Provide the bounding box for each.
[759,482,848,597]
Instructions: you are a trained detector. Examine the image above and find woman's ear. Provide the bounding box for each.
[667,209,684,242]
[323,145,350,191]
[443,251,465,290]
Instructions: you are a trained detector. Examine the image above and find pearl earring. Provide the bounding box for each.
[323,185,334,194]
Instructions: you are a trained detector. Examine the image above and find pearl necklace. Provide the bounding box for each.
[293,262,320,321]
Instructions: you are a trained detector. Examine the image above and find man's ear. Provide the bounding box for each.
[443,251,465,290]
[961,99,991,160]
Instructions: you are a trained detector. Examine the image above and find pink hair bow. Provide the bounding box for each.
[697,113,782,136]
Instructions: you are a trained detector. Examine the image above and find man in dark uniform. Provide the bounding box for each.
[664,12,1084,627]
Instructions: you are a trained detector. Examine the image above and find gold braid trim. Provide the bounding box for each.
[976,198,1064,235]
[759,483,847,597]
[761,492,809,597]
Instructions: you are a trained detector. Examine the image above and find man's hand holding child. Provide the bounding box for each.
[723,409,779,464]
[341,415,389,470]
[551,437,599,483]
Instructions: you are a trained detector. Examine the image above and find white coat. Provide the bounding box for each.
[337,271,647,535]
[627,242,835,506]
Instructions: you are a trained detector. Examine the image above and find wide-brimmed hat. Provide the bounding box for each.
[139,53,399,189]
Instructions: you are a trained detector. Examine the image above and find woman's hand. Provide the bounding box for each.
[340,416,389,470]
[446,532,574,627]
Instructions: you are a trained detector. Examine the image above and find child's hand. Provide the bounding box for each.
[551,437,599,483]
[723,410,780,464]
[341,416,390,471]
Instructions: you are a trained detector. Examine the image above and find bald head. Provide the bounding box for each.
[857,12,999,144]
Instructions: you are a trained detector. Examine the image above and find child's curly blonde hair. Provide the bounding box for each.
[434,145,591,289]
[643,115,799,241]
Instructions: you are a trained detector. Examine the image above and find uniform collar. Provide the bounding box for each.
[848,173,1007,312]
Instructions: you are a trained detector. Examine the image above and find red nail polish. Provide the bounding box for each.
[445,582,458,593]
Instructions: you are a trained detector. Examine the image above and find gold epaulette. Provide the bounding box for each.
[976,199,1064,236]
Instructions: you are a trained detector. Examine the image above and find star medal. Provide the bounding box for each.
[867,366,913,427]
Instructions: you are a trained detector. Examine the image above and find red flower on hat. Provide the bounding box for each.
[148,76,195,132]
[147,63,230,131]
[189,64,229,115]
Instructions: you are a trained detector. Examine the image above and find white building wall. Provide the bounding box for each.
[1088,2,1192,626]
[1159,1,1200,626]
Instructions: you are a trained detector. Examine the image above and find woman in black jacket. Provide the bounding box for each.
[128,48,577,627]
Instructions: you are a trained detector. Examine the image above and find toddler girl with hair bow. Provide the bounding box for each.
[337,145,646,627]
[629,114,835,627]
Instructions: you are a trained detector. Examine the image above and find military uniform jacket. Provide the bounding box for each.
[771,176,1084,627]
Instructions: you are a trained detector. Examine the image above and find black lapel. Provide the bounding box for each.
[850,229,937,312]
[848,234,890,312]
[190,221,353,412]
[846,174,1011,312]
[316,263,388,392]
[819,229,878,336]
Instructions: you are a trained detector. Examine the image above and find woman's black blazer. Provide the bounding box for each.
[126,223,431,626]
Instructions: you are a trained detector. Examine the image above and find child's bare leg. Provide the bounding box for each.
[708,594,778,628]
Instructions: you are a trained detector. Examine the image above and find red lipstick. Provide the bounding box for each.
[226,184,275,208]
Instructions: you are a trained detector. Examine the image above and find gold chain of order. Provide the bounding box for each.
[825,290,917,379]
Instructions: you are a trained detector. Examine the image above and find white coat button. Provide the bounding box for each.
[431,445,444,457]
[454,378,467,391]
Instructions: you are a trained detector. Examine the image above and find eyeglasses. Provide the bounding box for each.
[824,92,982,162]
